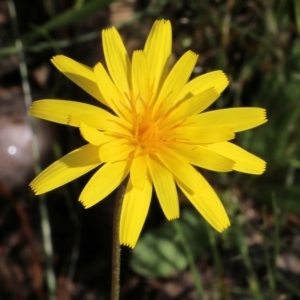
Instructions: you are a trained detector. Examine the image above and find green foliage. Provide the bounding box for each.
[130,2,300,297]
[3,0,300,298]
[0,0,113,57]
[130,208,209,278]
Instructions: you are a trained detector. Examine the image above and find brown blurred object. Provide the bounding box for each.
[0,86,54,191]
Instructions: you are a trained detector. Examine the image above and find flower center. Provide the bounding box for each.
[138,122,158,147]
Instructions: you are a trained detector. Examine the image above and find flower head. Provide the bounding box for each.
[30,20,267,248]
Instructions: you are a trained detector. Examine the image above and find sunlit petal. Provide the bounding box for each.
[99,139,134,162]
[164,126,235,144]
[51,55,101,101]
[30,100,111,127]
[155,145,208,194]
[154,50,198,117]
[206,142,266,174]
[161,88,219,128]
[130,147,148,189]
[131,50,149,114]
[148,156,179,220]
[80,160,130,208]
[177,70,229,103]
[144,20,172,100]
[30,144,101,195]
[79,122,115,146]
[120,177,152,248]
[188,108,267,132]
[177,177,230,232]
[171,142,234,172]
[102,27,131,97]
[93,63,131,121]
[72,114,133,135]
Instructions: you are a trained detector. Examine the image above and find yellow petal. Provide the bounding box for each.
[163,126,235,144]
[155,145,208,194]
[130,147,148,189]
[30,100,112,126]
[73,114,133,136]
[93,63,131,121]
[154,50,199,117]
[120,177,152,248]
[177,71,229,103]
[102,27,131,97]
[161,87,219,128]
[148,156,179,220]
[30,144,101,195]
[79,160,130,208]
[99,139,134,162]
[144,20,172,101]
[171,142,234,172]
[131,50,149,114]
[79,122,115,146]
[205,142,266,174]
[188,108,267,132]
[51,55,102,101]
[177,177,230,232]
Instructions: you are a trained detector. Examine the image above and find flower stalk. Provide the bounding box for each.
[111,179,127,299]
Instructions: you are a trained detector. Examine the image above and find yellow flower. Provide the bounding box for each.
[30,20,267,248]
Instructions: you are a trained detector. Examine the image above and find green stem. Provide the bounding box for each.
[111,180,127,300]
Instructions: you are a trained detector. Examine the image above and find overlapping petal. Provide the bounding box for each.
[160,88,219,128]
[93,63,130,121]
[176,70,229,103]
[154,50,198,117]
[51,56,102,102]
[79,122,115,145]
[102,27,131,97]
[155,145,208,194]
[131,50,149,115]
[73,113,133,135]
[177,177,230,232]
[99,139,134,162]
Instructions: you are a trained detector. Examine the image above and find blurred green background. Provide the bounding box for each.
[0,0,300,299]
